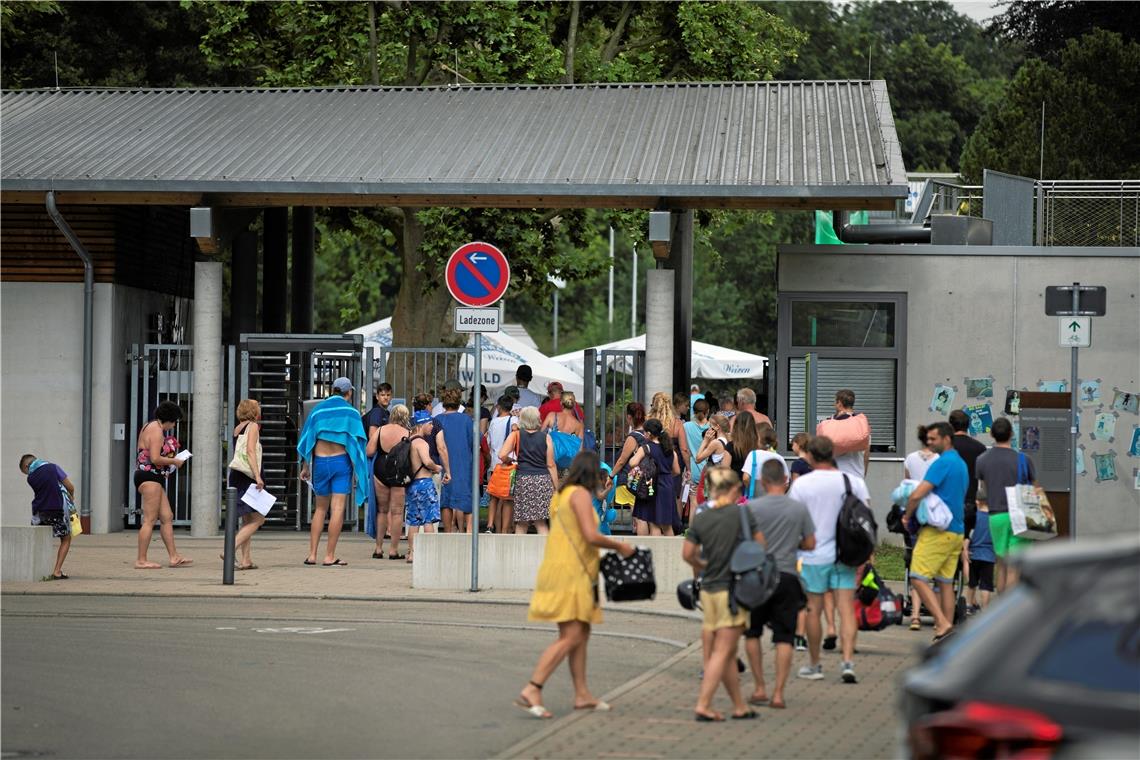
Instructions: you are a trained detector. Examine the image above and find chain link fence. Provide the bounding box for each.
[1037,181,1140,246]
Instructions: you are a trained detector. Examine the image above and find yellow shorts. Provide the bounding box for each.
[910,526,965,583]
[701,589,749,632]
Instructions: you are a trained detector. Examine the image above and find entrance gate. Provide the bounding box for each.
[234,334,369,530]
[582,348,645,533]
[375,346,476,408]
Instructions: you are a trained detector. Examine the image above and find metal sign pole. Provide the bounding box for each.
[471,332,481,591]
[1069,283,1079,538]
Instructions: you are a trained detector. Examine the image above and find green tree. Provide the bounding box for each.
[192,1,805,345]
[960,30,1140,181]
[989,0,1137,63]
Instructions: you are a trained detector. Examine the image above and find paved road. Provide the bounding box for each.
[2,596,693,759]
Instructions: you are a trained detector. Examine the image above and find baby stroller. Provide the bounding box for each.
[885,504,967,625]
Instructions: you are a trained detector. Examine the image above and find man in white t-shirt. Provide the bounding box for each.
[788,435,871,685]
[740,448,789,498]
[511,364,543,410]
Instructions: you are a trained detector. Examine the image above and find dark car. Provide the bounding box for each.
[900,535,1140,759]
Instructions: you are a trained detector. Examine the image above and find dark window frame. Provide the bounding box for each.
[775,291,907,455]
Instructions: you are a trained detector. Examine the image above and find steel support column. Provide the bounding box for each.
[262,208,289,332]
[668,210,694,398]
[291,207,315,333]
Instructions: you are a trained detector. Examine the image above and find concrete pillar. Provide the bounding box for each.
[230,230,258,344]
[669,211,694,397]
[262,208,288,332]
[291,207,315,333]
[645,267,675,405]
[191,260,223,537]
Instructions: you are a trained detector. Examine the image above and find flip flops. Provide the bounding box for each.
[322,558,348,567]
[169,557,193,568]
[573,701,611,712]
[694,711,724,722]
[748,695,769,706]
[303,559,317,566]
[731,710,758,720]
[236,564,257,571]
[513,698,552,719]
[387,553,406,560]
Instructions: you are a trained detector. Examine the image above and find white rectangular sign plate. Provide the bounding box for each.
[455,307,500,333]
[1058,316,1091,347]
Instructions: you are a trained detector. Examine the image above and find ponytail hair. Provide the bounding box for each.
[644,418,674,456]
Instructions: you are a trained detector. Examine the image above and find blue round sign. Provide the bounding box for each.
[445,242,510,307]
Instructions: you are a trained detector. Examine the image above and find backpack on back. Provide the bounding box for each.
[729,505,780,612]
[379,437,414,487]
[629,444,657,500]
[835,474,878,567]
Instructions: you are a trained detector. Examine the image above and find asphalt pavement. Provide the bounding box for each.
[1,595,690,759]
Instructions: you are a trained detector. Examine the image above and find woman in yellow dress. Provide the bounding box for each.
[515,450,635,719]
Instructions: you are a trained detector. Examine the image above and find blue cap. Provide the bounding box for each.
[412,410,432,426]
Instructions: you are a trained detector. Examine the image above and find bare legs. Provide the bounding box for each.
[235,512,266,568]
[804,593,825,667]
[518,621,601,713]
[406,522,435,563]
[514,520,548,535]
[136,482,190,568]
[387,487,405,557]
[911,577,954,637]
[823,590,838,640]
[489,498,513,534]
[53,534,72,577]
[805,588,857,664]
[374,478,391,555]
[306,492,347,564]
[746,637,793,708]
[695,627,749,720]
[834,588,857,662]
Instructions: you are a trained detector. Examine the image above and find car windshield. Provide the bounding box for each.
[1028,561,1140,694]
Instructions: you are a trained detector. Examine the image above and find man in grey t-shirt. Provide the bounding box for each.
[742,459,816,709]
[975,417,1037,590]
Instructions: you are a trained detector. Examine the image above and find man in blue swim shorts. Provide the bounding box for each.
[298,377,368,567]
[405,410,444,563]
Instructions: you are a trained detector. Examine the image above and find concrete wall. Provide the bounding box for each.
[2,282,172,532]
[413,533,697,592]
[0,527,58,582]
[778,248,1140,536]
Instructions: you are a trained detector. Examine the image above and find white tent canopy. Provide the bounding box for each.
[349,317,584,398]
[552,335,766,380]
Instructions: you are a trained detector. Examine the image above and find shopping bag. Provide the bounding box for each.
[1005,485,1057,540]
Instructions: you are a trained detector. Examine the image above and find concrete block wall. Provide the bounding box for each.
[778,249,1140,537]
[413,533,697,592]
[1,526,57,582]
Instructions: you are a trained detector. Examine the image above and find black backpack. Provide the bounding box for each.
[378,437,414,487]
[835,474,878,567]
[729,505,781,613]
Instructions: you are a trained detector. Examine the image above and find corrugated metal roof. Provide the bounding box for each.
[0,82,907,206]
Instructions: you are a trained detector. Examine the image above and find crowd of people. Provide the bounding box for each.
[23,367,1038,722]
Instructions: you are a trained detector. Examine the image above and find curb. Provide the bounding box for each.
[495,640,702,760]
[0,589,702,621]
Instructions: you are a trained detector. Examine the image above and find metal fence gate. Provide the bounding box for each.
[231,334,369,530]
[375,346,476,408]
[583,348,645,533]
[126,344,196,526]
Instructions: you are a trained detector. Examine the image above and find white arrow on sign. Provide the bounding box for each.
[470,253,486,263]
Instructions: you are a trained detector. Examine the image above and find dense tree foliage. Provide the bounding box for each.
[961,30,1140,182]
[988,0,1137,63]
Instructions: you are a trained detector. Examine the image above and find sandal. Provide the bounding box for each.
[513,681,552,719]
[388,553,406,560]
[909,618,922,631]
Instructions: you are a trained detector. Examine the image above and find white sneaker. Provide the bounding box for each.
[841,661,857,683]
[797,664,824,680]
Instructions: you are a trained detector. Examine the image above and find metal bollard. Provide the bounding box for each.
[223,487,237,585]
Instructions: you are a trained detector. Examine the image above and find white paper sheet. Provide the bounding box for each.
[241,484,276,516]
[174,450,193,462]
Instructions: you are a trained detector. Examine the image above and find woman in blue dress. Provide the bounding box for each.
[628,418,681,536]
[436,387,473,532]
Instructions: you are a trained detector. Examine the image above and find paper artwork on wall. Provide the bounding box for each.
[930,384,956,415]
[1110,389,1139,415]
[1092,412,1117,442]
[1078,379,1102,405]
[1022,425,1041,452]
[1092,451,1118,483]
[1075,445,1087,476]
[1038,380,1067,393]
[1129,426,1140,458]
[962,403,994,436]
[965,377,994,399]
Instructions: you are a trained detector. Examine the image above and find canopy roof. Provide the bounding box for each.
[1,81,906,209]
[553,335,767,379]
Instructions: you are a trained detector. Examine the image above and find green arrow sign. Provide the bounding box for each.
[1069,321,1081,332]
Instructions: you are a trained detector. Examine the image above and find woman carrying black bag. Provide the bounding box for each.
[515,451,636,719]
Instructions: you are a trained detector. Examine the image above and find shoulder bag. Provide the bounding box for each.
[487,427,518,499]
[228,422,258,478]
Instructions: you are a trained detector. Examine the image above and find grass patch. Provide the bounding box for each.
[873,543,906,582]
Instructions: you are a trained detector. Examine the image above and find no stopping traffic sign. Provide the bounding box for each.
[445,242,510,308]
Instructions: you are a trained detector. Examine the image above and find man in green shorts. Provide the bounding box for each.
[975,418,1036,591]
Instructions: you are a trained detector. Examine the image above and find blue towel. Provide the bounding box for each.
[297,396,369,506]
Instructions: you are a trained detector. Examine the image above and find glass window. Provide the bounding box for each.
[790,301,895,348]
